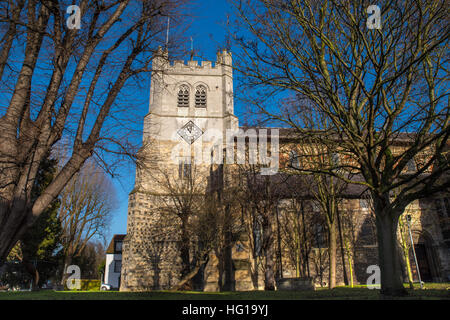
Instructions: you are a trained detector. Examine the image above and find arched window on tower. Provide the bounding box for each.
[195,85,207,108]
[177,85,189,107]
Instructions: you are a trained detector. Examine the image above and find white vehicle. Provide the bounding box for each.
[100,283,111,291]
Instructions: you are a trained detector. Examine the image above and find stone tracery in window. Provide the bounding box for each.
[195,85,207,108]
[177,85,189,107]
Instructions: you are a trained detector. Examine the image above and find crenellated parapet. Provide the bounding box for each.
[170,59,216,69]
[153,49,232,76]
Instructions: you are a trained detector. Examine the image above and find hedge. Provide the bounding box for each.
[64,279,101,291]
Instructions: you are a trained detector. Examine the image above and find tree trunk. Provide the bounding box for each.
[0,152,90,266]
[173,265,201,291]
[328,221,337,289]
[275,205,283,279]
[375,212,407,297]
[61,255,73,287]
[336,208,348,285]
[344,239,354,288]
[0,205,31,265]
[180,213,191,279]
[264,246,275,290]
[300,200,310,278]
[262,214,275,291]
[222,230,234,291]
[173,254,209,291]
[221,206,234,291]
[23,259,39,291]
[348,255,354,288]
[216,248,224,291]
[249,251,259,290]
[295,234,301,277]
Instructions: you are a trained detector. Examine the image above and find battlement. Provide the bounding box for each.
[169,59,217,69]
[153,47,232,74]
[148,46,235,119]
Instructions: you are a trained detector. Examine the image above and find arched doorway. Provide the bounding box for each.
[410,231,440,282]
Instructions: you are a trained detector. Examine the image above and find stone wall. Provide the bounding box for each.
[120,48,449,291]
[120,192,183,291]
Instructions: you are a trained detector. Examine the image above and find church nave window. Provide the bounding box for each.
[178,160,192,181]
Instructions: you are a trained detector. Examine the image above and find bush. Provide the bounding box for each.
[0,261,32,290]
[64,279,101,291]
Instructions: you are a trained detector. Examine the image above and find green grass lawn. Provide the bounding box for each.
[0,283,449,300]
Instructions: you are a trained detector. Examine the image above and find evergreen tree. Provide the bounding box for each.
[22,155,62,290]
[5,155,62,290]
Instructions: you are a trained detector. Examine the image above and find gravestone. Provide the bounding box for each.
[276,277,315,291]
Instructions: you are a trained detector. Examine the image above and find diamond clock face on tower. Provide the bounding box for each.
[177,120,203,144]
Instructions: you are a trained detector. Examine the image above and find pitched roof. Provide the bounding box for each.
[243,172,369,199]
[238,126,429,145]
[106,234,126,254]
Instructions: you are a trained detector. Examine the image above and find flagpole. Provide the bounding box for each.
[166,17,170,47]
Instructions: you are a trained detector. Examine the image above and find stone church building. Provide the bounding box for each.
[118,48,450,291]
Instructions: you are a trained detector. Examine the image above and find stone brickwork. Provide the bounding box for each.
[122,167,449,291]
[120,192,183,290]
[120,48,450,291]
[277,197,449,287]
[120,49,240,291]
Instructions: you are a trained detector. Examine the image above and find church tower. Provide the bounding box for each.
[120,48,239,291]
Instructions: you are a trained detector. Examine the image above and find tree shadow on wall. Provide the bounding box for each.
[354,213,379,284]
[413,198,445,282]
[123,219,175,291]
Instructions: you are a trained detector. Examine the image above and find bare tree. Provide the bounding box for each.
[0,0,189,264]
[154,162,206,288]
[147,161,240,291]
[237,185,265,289]
[174,188,239,291]
[58,159,116,283]
[278,197,314,279]
[283,108,349,288]
[75,240,106,280]
[232,0,449,296]
[237,164,281,290]
[277,199,301,278]
[339,204,356,288]
[211,164,243,292]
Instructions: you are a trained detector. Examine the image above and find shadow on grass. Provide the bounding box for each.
[0,283,448,300]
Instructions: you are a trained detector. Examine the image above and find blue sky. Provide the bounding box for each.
[108,0,235,238]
